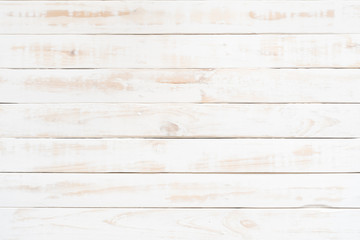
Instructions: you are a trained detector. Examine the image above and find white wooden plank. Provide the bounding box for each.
[2,35,360,68]
[0,104,359,137]
[0,173,359,207]
[1,208,359,240]
[1,139,360,173]
[1,69,360,103]
[1,1,360,34]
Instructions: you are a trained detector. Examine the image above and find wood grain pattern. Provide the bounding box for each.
[0,173,359,207]
[2,69,360,103]
[1,0,359,239]
[3,35,360,68]
[0,104,359,138]
[1,1,359,34]
[1,138,360,173]
[2,208,360,240]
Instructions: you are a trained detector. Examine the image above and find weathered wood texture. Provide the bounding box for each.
[0,173,358,207]
[1,139,360,173]
[1,1,360,34]
[0,104,359,137]
[1,69,360,103]
[2,209,359,240]
[1,0,359,238]
[2,35,360,68]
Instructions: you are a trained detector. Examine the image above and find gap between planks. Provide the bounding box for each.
[0,205,360,210]
[3,33,360,35]
[3,67,360,69]
[2,103,360,104]
[1,172,360,174]
[4,67,360,69]
[1,137,358,139]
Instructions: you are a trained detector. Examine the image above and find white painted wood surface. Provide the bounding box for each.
[3,35,360,68]
[1,0,359,238]
[1,1,360,34]
[0,173,359,207]
[1,69,360,103]
[0,104,359,137]
[1,139,360,173]
[2,209,359,240]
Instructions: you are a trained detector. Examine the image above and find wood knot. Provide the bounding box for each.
[69,49,79,56]
[240,219,257,228]
[160,121,179,135]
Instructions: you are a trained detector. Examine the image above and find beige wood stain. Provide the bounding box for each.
[2,209,359,240]
[1,139,359,172]
[0,0,359,239]
[1,69,360,103]
[1,1,359,34]
[0,173,358,207]
[0,104,359,137]
[3,35,360,68]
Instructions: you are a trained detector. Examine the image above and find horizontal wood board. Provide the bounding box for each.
[1,138,360,172]
[2,35,360,68]
[1,1,360,34]
[0,173,359,207]
[0,104,359,137]
[1,209,359,240]
[1,69,360,103]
